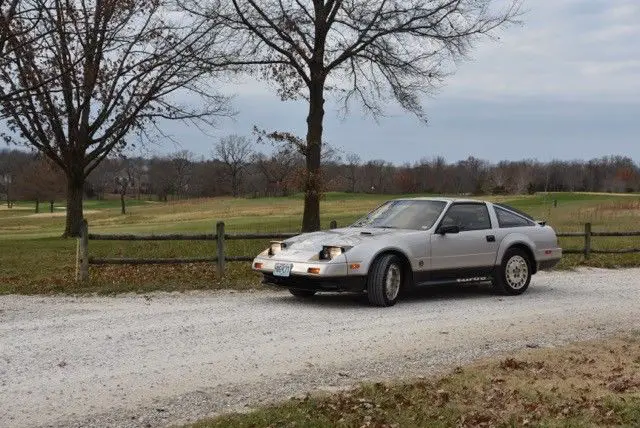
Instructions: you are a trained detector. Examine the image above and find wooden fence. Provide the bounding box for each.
[75,220,640,282]
[556,222,640,257]
[75,219,337,282]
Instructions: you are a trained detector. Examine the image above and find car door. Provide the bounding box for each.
[429,202,498,279]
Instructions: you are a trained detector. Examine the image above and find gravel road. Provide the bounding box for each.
[2,268,640,428]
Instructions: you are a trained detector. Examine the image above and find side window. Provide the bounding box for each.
[440,204,492,231]
[496,207,535,228]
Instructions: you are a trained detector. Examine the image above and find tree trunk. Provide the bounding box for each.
[35,199,39,213]
[64,174,84,237]
[120,193,126,215]
[235,170,243,197]
[231,170,238,197]
[302,81,325,232]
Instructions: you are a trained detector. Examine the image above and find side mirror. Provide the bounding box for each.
[438,225,460,235]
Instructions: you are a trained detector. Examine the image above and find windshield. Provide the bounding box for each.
[351,200,447,230]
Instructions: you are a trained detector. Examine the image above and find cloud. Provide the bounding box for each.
[212,1,640,106]
[424,0,640,103]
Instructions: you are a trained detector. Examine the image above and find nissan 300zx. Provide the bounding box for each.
[252,198,562,307]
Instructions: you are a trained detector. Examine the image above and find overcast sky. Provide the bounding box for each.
[153,0,640,165]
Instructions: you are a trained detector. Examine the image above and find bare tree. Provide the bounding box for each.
[190,159,226,197]
[0,0,232,236]
[0,0,18,55]
[345,152,361,193]
[253,147,302,196]
[394,163,415,193]
[188,0,520,231]
[0,148,31,206]
[14,156,65,212]
[148,157,174,201]
[86,158,118,200]
[1,0,57,105]
[115,175,129,214]
[214,135,253,196]
[170,150,195,200]
[417,156,448,194]
[111,156,148,200]
[363,159,393,193]
[114,157,137,215]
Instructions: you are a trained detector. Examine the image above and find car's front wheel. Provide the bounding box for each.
[493,248,532,295]
[288,288,316,298]
[367,254,403,307]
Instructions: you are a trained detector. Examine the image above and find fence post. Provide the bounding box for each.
[584,222,592,259]
[216,221,225,277]
[329,220,337,229]
[77,219,89,282]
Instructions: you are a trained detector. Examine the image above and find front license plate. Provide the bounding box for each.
[273,263,293,277]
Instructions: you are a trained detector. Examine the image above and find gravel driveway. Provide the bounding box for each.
[2,268,640,428]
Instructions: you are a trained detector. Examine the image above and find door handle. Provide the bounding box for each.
[486,235,496,242]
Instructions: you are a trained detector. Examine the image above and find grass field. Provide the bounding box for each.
[188,334,640,427]
[1,192,640,294]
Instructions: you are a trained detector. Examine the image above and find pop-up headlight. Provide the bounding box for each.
[268,241,286,256]
[320,246,345,260]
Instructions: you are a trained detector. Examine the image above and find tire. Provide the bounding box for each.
[288,288,316,298]
[493,248,532,295]
[367,254,403,307]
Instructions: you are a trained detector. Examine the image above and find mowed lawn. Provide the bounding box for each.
[1,192,640,294]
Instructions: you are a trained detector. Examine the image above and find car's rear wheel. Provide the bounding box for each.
[288,288,316,298]
[493,248,532,295]
[367,254,403,307]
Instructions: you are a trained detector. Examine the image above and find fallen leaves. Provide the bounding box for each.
[607,376,640,393]
[499,357,529,370]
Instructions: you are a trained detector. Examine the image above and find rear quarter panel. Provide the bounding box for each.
[494,226,560,266]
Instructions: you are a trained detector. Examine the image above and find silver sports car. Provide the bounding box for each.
[252,198,562,306]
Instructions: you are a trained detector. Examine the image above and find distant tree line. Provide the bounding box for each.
[2,144,638,212]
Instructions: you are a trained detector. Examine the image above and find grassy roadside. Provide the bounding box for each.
[2,192,640,294]
[189,334,640,428]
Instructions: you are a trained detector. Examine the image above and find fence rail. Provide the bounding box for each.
[87,233,300,241]
[75,220,640,282]
[76,220,337,282]
[556,223,640,256]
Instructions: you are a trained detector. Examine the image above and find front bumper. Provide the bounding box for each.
[261,273,367,292]
[252,255,349,277]
[253,255,366,292]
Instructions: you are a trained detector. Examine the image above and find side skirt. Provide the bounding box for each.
[413,266,495,287]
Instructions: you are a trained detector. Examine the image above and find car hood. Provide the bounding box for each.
[281,227,407,251]
[262,227,421,263]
